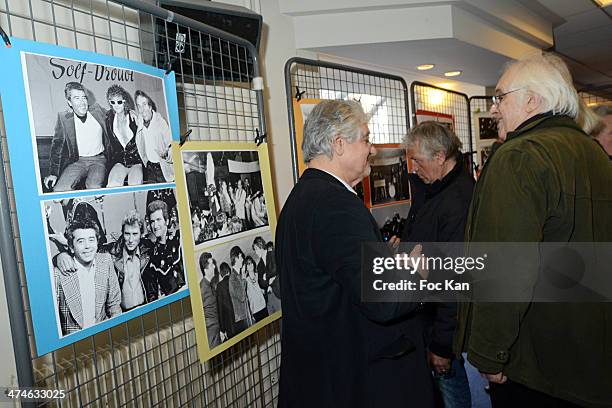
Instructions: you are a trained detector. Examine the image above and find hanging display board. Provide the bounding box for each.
[173,141,280,362]
[364,144,411,239]
[473,111,498,171]
[0,38,187,355]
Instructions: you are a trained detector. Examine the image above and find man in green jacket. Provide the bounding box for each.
[454,53,612,407]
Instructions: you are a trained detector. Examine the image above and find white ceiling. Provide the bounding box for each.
[292,0,612,100]
[537,0,612,98]
[315,38,513,88]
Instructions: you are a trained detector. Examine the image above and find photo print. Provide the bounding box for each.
[477,115,499,140]
[194,230,278,356]
[22,51,175,194]
[44,187,186,338]
[181,150,269,246]
[416,110,455,132]
[368,147,410,206]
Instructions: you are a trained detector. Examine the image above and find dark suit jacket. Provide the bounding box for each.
[216,276,236,337]
[256,251,280,299]
[401,160,474,358]
[276,168,434,408]
[49,104,109,177]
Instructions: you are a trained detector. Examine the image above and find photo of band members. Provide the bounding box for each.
[44,188,186,337]
[22,52,174,194]
[182,150,269,246]
[195,231,279,349]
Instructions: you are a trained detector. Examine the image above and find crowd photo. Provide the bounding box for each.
[23,52,174,194]
[44,188,186,337]
[182,150,269,246]
[196,232,279,349]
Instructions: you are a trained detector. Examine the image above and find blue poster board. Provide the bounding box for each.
[0,38,189,355]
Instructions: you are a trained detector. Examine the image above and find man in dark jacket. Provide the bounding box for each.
[276,100,434,407]
[199,252,221,348]
[454,53,612,407]
[399,122,474,407]
[45,82,110,192]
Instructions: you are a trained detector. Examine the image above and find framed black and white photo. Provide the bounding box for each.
[0,38,182,354]
[193,230,278,356]
[181,149,270,247]
[22,49,176,195]
[174,141,280,362]
[43,188,187,341]
[367,145,410,207]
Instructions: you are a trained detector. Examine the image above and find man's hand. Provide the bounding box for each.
[387,235,400,253]
[44,175,57,190]
[410,244,428,279]
[56,252,77,276]
[482,372,507,384]
[220,331,228,342]
[427,351,451,375]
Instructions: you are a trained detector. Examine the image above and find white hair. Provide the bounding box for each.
[506,53,579,119]
[301,100,368,163]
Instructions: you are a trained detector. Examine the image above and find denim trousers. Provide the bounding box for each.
[433,358,472,408]
[54,154,107,191]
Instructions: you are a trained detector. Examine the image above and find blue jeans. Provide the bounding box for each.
[433,358,472,408]
[54,154,107,191]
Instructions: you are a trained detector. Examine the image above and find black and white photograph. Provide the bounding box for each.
[368,147,410,206]
[477,114,498,140]
[44,187,186,338]
[23,52,175,195]
[195,230,278,350]
[182,150,270,246]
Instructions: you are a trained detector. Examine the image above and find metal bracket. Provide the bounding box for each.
[254,128,267,146]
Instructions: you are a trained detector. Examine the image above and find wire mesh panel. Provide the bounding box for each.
[579,91,612,106]
[0,0,279,406]
[284,57,410,182]
[410,81,472,170]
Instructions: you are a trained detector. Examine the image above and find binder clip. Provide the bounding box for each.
[0,26,11,48]
[179,129,192,147]
[295,86,306,101]
[254,128,267,146]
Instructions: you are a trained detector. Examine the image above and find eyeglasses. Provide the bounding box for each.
[492,88,522,106]
[110,100,124,105]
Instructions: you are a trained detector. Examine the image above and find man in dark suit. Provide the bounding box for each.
[252,236,280,314]
[199,252,221,348]
[398,122,475,407]
[45,82,110,192]
[276,100,434,407]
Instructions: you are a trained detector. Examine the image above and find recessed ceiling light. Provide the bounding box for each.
[444,71,462,77]
[417,64,435,71]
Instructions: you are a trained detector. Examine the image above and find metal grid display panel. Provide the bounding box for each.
[286,59,409,145]
[0,0,279,407]
[411,82,472,169]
